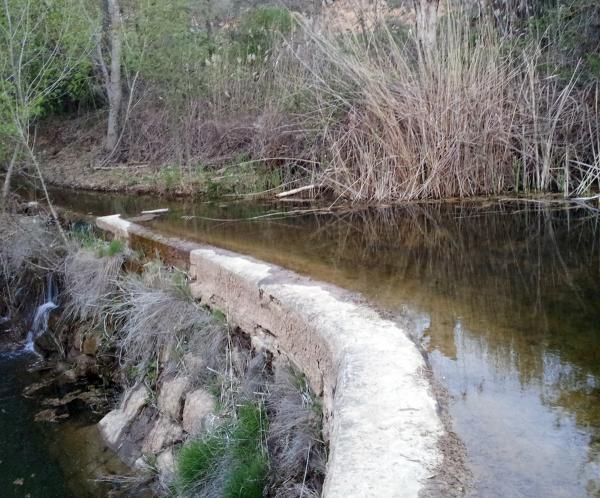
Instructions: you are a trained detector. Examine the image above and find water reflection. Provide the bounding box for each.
[432,321,600,498]
[47,187,600,496]
[0,351,127,498]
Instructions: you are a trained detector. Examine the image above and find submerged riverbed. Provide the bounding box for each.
[19,184,600,497]
[0,350,128,497]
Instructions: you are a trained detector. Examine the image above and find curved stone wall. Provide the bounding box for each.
[96,214,444,498]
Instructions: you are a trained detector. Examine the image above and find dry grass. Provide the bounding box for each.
[266,366,325,497]
[62,247,126,326]
[109,262,226,384]
[0,214,64,320]
[295,12,598,202]
[108,5,600,203]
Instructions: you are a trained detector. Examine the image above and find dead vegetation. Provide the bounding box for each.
[107,263,226,385]
[103,260,326,497]
[62,246,126,326]
[0,212,64,326]
[36,2,600,204]
[266,366,326,497]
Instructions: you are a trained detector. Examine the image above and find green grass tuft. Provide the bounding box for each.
[177,431,226,489]
[107,239,124,256]
[176,402,269,496]
[223,455,268,498]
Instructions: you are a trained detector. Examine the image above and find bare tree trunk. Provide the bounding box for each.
[105,0,122,153]
[414,0,439,52]
[1,147,19,212]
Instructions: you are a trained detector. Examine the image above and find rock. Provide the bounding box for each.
[157,376,190,421]
[59,369,78,384]
[22,378,54,397]
[156,448,176,480]
[158,337,177,365]
[69,330,84,357]
[34,331,58,355]
[43,390,83,407]
[123,386,148,417]
[142,416,183,454]
[73,354,98,376]
[82,334,99,356]
[34,408,69,423]
[98,385,149,448]
[182,389,215,435]
[114,406,157,466]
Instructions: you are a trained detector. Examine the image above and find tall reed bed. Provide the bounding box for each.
[295,13,599,201]
[120,5,600,203]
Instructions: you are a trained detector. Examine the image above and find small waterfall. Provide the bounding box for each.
[24,275,58,353]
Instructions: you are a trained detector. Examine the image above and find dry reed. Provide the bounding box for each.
[111,6,600,203]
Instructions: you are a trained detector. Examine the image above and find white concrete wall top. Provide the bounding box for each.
[96,214,445,498]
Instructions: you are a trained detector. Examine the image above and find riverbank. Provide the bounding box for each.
[27,123,600,208]
[0,206,330,497]
[36,115,217,198]
[17,2,598,206]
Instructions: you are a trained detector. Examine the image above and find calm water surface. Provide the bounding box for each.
[0,350,127,497]
[32,184,600,497]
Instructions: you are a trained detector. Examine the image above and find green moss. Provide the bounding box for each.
[210,308,227,324]
[146,358,159,387]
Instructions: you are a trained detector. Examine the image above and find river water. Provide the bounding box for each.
[0,350,128,497]
[19,185,600,497]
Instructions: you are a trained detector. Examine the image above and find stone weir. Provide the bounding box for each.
[96,214,445,498]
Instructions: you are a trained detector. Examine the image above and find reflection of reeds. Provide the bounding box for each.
[305,202,600,377]
[145,199,600,393]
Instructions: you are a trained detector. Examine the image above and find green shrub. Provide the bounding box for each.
[232,6,294,60]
